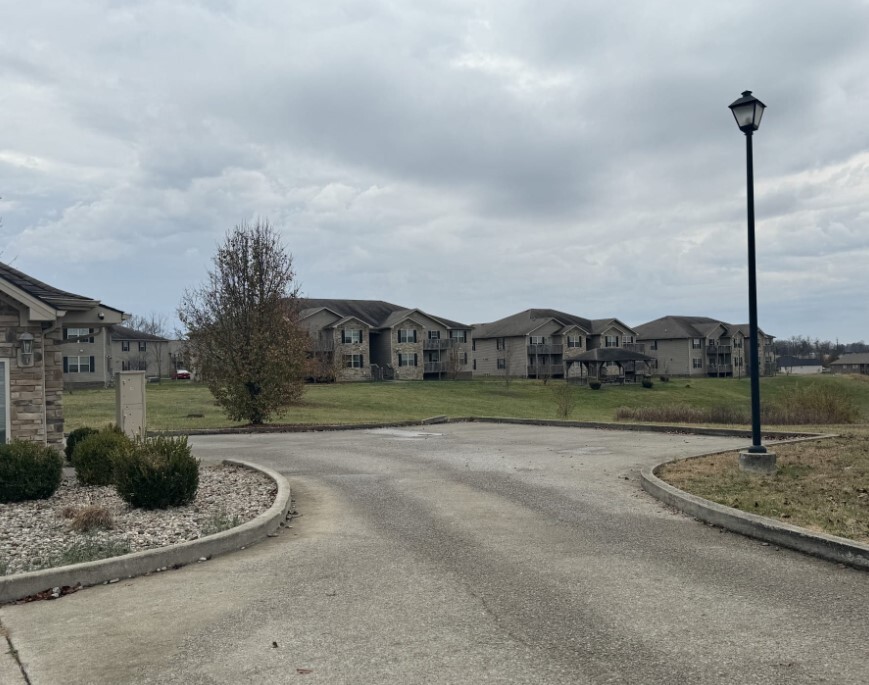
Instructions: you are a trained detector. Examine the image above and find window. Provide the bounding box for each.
[650,340,658,351]
[567,335,582,348]
[64,356,95,373]
[344,354,364,368]
[449,330,467,343]
[734,338,743,348]
[496,338,505,351]
[497,358,506,369]
[692,358,703,369]
[342,329,363,344]
[397,329,416,343]
[398,353,417,367]
[138,341,147,352]
[472,339,476,351]
[122,360,146,371]
[692,338,702,349]
[121,341,130,352]
[624,336,634,344]
[529,336,545,345]
[473,359,477,370]
[64,327,94,343]
[428,330,441,340]
[605,335,619,348]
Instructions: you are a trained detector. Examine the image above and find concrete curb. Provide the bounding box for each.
[0,459,292,605]
[641,458,869,571]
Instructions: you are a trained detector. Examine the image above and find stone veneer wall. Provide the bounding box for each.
[0,306,64,447]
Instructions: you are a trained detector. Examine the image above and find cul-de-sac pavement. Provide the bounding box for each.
[2,423,868,684]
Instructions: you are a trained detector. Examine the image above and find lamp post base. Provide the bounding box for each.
[739,450,777,475]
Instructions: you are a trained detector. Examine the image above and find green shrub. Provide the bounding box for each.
[114,435,199,509]
[64,426,99,462]
[72,429,132,486]
[0,441,63,503]
[589,381,602,390]
[641,377,654,389]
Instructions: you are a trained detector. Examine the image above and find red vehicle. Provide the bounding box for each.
[172,369,191,380]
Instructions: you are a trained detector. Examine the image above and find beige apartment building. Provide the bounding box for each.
[471,309,647,382]
[634,316,776,377]
[299,299,471,382]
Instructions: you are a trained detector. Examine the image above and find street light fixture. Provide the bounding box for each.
[729,90,776,474]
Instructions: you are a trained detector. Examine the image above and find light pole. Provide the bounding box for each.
[729,90,776,474]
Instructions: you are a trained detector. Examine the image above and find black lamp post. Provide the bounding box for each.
[729,90,776,472]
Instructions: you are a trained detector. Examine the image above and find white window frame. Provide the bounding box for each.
[398,353,417,367]
[449,330,467,343]
[138,341,147,352]
[397,329,416,344]
[344,354,364,369]
[567,335,582,348]
[693,358,703,369]
[692,338,702,349]
[427,330,441,340]
[65,327,94,343]
[66,356,94,373]
[605,335,619,348]
[121,341,130,352]
[497,358,506,369]
[529,336,545,345]
[342,329,363,344]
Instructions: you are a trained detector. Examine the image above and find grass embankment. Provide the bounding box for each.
[64,375,869,544]
[64,374,869,432]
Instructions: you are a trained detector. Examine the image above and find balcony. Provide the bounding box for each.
[424,339,454,350]
[424,362,447,373]
[707,345,732,354]
[708,364,733,374]
[527,344,563,355]
[623,342,646,353]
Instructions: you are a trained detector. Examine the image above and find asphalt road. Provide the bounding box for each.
[2,423,868,684]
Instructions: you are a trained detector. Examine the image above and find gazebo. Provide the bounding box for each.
[566,348,654,384]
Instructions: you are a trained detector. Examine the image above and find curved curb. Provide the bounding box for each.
[641,460,869,571]
[0,459,291,605]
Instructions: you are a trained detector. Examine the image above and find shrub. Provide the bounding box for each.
[659,375,670,382]
[64,426,99,462]
[69,505,115,533]
[589,381,602,390]
[552,383,577,419]
[72,429,132,486]
[114,435,199,509]
[641,377,654,389]
[0,441,63,503]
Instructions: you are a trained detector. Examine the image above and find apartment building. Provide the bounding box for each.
[633,316,776,377]
[471,309,647,382]
[298,299,471,382]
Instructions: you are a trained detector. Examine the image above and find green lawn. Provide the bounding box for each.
[63,374,869,432]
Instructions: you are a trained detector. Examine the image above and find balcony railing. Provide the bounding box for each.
[527,344,563,355]
[708,363,733,373]
[707,345,732,354]
[623,342,646,353]
[424,362,447,373]
[424,339,455,350]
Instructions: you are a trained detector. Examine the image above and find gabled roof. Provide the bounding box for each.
[830,353,869,366]
[634,315,772,341]
[110,325,169,343]
[297,299,468,330]
[473,309,635,340]
[0,260,100,311]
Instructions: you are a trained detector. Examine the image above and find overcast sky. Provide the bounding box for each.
[2,1,868,342]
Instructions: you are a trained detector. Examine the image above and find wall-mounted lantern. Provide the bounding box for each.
[18,332,34,367]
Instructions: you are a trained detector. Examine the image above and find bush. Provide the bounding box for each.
[64,426,99,462]
[72,429,132,486]
[764,383,859,425]
[659,375,670,382]
[114,436,199,509]
[552,383,577,419]
[589,381,602,390]
[68,505,115,533]
[641,377,654,389]
[0,441,63,503]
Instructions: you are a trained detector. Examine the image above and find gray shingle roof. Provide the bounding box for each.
[110,325,169,343]
[634,315,772,341]
[830,353,869,365]
[297,299,468,330]
[473,309,634,339]
[0,260,101,310]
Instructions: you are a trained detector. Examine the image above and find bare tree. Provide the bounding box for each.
[127,312,170,337]
[445,344,466,380]
[178,219,308,424]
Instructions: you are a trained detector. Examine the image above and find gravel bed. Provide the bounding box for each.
[0,464,277,576]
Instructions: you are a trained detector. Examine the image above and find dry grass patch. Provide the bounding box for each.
[658,433,869,543]
[67,505,115,533]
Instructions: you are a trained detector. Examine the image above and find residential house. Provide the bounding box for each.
[777,355,823,375]
[471,309,646,382]
[298,299,471,382]
[829,353,869,375]
[633,316,776,378]
[0,261,124,446]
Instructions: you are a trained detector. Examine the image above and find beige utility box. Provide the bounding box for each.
[115,371,147,438]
